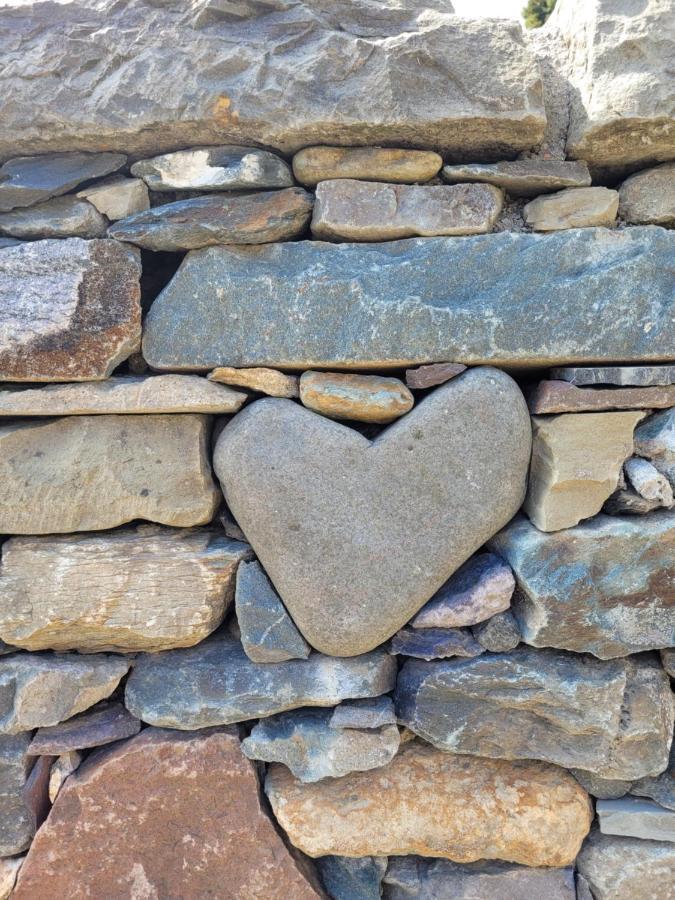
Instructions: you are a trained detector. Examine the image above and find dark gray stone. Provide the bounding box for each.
[551,365,675,387]
[471,609,521,652]
[662,649,675,677]
[571,769,633,800]
[329,696,396,730]
[235,560,310,663]
[597,797,675,843]
[0,196,107,239]
[395,647,673,780]
[603,488,662,516]
[442,159,591,197]
[0,733,33,856]
[317,856,387,900]
[143,228,675,370]
[125,636,396,729]
[390,627,484,661]
[27,702,141,755]
[631,743,675,811]
[130,146,293,191]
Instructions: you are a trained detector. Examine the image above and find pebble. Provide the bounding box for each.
[131,145,293,191]
[524,187,619,230]
[299,371,414,423]
[208,366,299,399]
[293,146,442,186]
[624,457,673,506]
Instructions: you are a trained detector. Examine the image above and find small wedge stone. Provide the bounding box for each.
[524,187,619,231]
[405,362,466,390]
[442,160,591,197]
[77,176,150,220]
[208,366,299,399]
[619,163,675,226]
[0,196,107,239]
[625,457,673,507]
[299,371,413,423]
[131,145,293,191]
[390,627,484,661]
[329,697,396,731]
[472,609,520,652]
[293,147,442,186]
[0,856,24,898]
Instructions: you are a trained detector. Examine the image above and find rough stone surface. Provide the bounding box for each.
[603,488,662,516]
[108,188,312,251]
[490,513,675,659]
[411,552,514,628]
[266,740,592,866]
[0,237,141,382]
[0,856,23,898]
[242,708,400,782]
[48,751,82,803]
[405,363,466,390]
[22,756,53,836]
[329,697,396,731]
[529,380,675,413]
[0,734,32,856]
[299,371,414,424]
[0,374,247,416]
[0,196,107,239]
[311,181,503,241]
[635,408,675,488]
[131,145,293,191]
[293,147,442,187]
[619,163,675,226]
[442,160,591,197]
[625,457,673,507]
[235,560,310,663]
[597,797,675,843]
[0,152,126,212]
[382,857,577,900]
[551,365,675,387]
[577,828,675,900]
[0,653,129,735]
[208,366,299,399]
[143,228,675,371]
[0,414,220,534]
[523,187,618,230]
[571,770,633,801]
[317,856,386,900]
[13,728,323,899]
[125,636,396,728]
[0,2,545,160]
[214,369,531,656]
[396,648,674,780]
[523,411,644,531]
[632,743,675,811]
[28,703,140,756]
[472,609,521,652]
[77,176,149,221]
[390,627,484,661]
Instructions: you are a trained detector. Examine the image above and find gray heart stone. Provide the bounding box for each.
[214,367,531,656]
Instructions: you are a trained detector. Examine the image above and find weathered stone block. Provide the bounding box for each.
[619,163,675,226]
[523,187,618,230]
[294,147,442,186]
[442,159,591,196]
[551,365,675,387]
[528,380,675,414]
[0,734,32,856]
[0,196,107,239]
[597,797,675,843]
[577,828,675,900]
[28,703,140,755]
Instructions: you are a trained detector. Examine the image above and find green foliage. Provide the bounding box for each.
[522,0,556,28]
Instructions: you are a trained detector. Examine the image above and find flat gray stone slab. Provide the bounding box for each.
[551,365,675,387]
[0,196,107,239]
[597,797,675,843]
[442,160,591,196]
[143,228,675,370]
[27,703,140,755]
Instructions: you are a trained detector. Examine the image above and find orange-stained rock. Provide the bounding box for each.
[14,728,324,900]
[266,740,593,867]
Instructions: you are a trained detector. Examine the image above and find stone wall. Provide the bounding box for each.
[0,0,674,897]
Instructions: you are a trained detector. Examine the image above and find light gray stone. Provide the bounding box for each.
[551,365,675,387]
[523,187,618,231]
[48,752,82,804]
[0,734,33,856]
[490,513,675,659]
[597,797,675,843]
[77,176,149,221]
[142,228,675,371]
[625,458,673,507]
[214,369,531,656]
[0,2,545,160]
[577,828,675,900]
[635,408,675,491]
[0,653,130,734]
[125,636,396,729]
[619,163,675,226]
[395,648,674,780]
[131,145,293,191]
[329,697,396,731]
[235,560,310,663]
[471,609,520,653]
[575,873,594,900]
[0,196,107,239]
[442,159,591,197]
[317,856,387,900]
[242,708,400,782]
[390,627,484,661]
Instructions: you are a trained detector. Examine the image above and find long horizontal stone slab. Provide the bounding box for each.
[143,228,675,370]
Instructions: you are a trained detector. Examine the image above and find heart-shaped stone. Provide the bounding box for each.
[214,367,531,656]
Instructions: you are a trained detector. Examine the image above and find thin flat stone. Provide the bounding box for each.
[0,196,107,239]
[390,627,484,661]
[299,371,414,424]
[48,751,82,803]
[235,560,310,663]
[529,380,675,413]
[142,228,675,371]
[524,187,618,230]
[597,797,675,843]
[108,188,312,251]
[311,181,503,241]
[441,160,591,197]
[577,828,675,900]
[0,152,126,212]
[0,734,32,856]
[131,146,293,191]
[316,856,386,900]
[471,609,520,652]
[77,175,150,220]
[405,363,466,390]
[619,163,675,226]
[411,552,514,628]
[294,147,442,187]
[625,457,673,507]
[208,366,299,399]
[0,375,247,415]
[329,697,396,731]
[125,636,396,728]
[28,703,140,755]
[551,365,675,387]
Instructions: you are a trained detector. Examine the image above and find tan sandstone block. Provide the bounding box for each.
[524,187,618,231]
[299,371,414,423]
[293,147,442,186]
[208,366,299,398]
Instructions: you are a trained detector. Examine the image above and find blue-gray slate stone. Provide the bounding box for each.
[489,512,675,659]
[143,228,675,370]
[471,609,520,652]
[0,733,33,856]
[329,696,396,730]
[0,196,108,239]
[317,856,387,900]
[390,626,484,661]
[597,797,675,843]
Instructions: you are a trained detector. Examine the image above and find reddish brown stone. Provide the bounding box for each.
[14,727,324,900]
[28,703,140,755]
[529,381,675,414]
[405,362,467,390]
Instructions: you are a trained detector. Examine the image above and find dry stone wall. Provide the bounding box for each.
[0,0,674,897]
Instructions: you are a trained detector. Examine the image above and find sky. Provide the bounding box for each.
[453,0,524,18]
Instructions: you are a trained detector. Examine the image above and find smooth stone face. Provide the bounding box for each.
[77,176,150,220]
[242,708,400,782]
[405,362,467,390]
[441,160,591,197]
[311,181,503,241]
[142,228,675,370]
[619,163,675,226]
[395,648,674,779]
[12,728,323,900]
[235,560,310,663]
[299,371,414,424]
[29,703,140,755]
[551,365,675,387]
[528,380,675,413]
[0,375,247,416]
[523,411,645,531]
[0,152,126,212]
[490,513,675,659]
[382,857,577,900]
[266,740,593,866]
[571,769,633,801]
[329,696,397,730]
[208,366,299,399]
[125,636,396,728]
[0,734,32,856]
[131,146,293,191]
[597,797,675,843]
[411,552,514,628]
[316,856,386,900]
[0,527,250,653]
[48,751,82,803]
[0,653,129,734]
[0,414,220,534]
[523,187,618,230]
[108,188,312,251]
[0,238,141,381]
[632,743,675,811]
[625,457,673,507]
[293,147,442,187]
[577,828,675,900]
[0,855,24,898]
[390,627,484,661]
[0,196,107,239]
[214,369,531,656]
[471,609,520,652]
